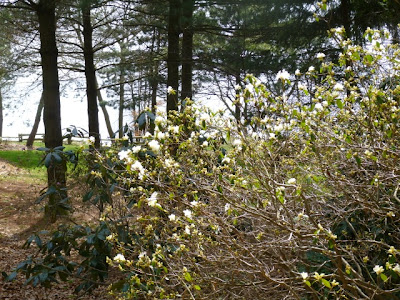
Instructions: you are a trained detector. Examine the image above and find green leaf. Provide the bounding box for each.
[194,285,201,290]
[304,280,311,287]
[336,99,343,109]
[380,273,388,282]
[6,271,17,281]
[321,278,331,289]
[44,153,52,168]
[355,156,361,166]
[52,153,62,163]
[184,272,192,282]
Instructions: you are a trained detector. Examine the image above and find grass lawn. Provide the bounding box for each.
[0,142,85,181]
[0,150,44,169]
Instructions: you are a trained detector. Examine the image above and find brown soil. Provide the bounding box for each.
[0,159,112,299]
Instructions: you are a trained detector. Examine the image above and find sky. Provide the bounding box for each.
[2,78,131,140]
[2,75,229,141]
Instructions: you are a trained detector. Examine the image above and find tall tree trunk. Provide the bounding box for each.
[96,78,114,138]
[149,28,160,134]
[235,74,241,122]
[167,0,180,113]
[340,0,351,38]
[0,88,3,138]
[181,0,194,104]
[37,0,66,222]
[26,93,44,149]
[118,41,126,138]
[119,67,125,138]
[82,4,100,148]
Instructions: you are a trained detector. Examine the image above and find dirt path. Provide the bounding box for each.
[0,159,111,299]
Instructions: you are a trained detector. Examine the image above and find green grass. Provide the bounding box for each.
[0,150,45,169]
[0,143,85,181]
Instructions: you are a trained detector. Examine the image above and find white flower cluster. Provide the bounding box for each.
[148,140,161,152]
[276,69,290,81]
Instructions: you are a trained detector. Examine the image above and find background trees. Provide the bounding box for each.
[3,0,398,133]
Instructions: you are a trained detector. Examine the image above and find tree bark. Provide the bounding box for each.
[26,93,44,149]
[167,0,181,113]
[119,66,125,138]
[96,78,114,138]
[0,88,3,138]
[235,74,241,122]
[82,4,100,148]
[37,0,63,149]
[118,41,126,138]
[181,0,194,104]
[37,0,67,222]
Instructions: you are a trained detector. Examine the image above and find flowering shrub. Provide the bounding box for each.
[6,28,400,299]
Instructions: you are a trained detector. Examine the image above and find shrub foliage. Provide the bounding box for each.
[5,28,400,299]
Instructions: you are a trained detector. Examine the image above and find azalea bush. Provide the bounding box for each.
[6,27,400,299]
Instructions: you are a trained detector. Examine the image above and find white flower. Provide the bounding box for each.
[167,86,175,94]
[235,84,241,90]
[156,131,165,140]
[147,192,158,207]
[245,83,254,93]
[164,158,175,168]
[155,115,164,125]
[314,103,323,111]
[190,201,199,207]
[185,225,191,235]
[333,83,344,91]
[132,146,141,153]
[316,52,326,59]
[276,186,285,192]
[322,100,328,107]
[308,66,315,72]
[89,136,95,143]
[202,141,209,147]
[148,140,161,152]
[132,160,144,172]
[314,272,325,281]
[200,114,211,123]
[131,160,145,179]
[183,209,192,219]
[388,246,397,255]
[276,69,290,81]
[295,69,301,76]
[232,139,242,147]
[169,214,176,221]
[298,83,307,90]
[373,265,385,275]
[274,124,284,132]
[373,265,384,275]
[144,132,152,138]
[221,157,231,164]
[168,125,180,134]
[269,133,276,139]
[333,27,345,34]
[224,203,231,212]
[393,264,400,274]
[113,253,126,263]
[118,149,131,161]
[300,272,308,280]
[287,178,296,184]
